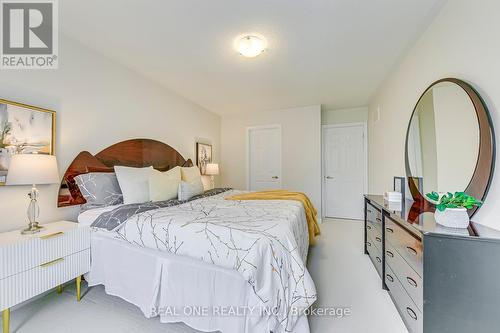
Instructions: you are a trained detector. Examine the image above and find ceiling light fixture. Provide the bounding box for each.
[237,35,266,58]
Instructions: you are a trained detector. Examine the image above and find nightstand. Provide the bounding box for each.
[0,221,90,333]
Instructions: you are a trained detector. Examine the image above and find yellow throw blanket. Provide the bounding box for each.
[225,190,321,245]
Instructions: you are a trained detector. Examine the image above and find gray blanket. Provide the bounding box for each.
[91,188,232,231]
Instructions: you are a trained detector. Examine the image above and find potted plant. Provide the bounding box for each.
[425,192,482,228]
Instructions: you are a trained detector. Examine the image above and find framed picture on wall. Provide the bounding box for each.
[0,99,56,184]
[196,142,212,175]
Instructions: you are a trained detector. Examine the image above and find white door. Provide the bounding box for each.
[323,123,367,219]
[247,125,282,191]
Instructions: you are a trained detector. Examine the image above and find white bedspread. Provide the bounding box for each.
[106,190,316,332]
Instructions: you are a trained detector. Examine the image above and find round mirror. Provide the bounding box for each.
[405,78,495,216]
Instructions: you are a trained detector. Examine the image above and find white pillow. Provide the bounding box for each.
[178,179,204,201]
[114,166,154,204]
[181,166,201,182]
[149,166,181,202]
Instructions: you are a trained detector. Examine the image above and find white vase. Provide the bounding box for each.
[434,207,470,228]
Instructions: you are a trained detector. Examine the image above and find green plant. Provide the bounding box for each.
[426,191,482,212]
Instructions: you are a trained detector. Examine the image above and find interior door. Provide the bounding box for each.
[323,124,366,219]
[248,126,282,191]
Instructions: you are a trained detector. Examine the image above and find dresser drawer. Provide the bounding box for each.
[385,217,422,276]
[367,235,383,278]
[385,265,423,333]
[0,249,90,310]
[386,243,423,311]
[366,203,382,228]
[367,223,383,250]
[0,225,90,279]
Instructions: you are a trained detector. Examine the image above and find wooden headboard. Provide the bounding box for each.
[58,138,193,207]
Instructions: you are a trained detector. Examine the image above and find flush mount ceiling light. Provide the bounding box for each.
[237,35,266,58]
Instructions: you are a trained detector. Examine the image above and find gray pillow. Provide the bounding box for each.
[178,179,204,201]
[74,173,123,211]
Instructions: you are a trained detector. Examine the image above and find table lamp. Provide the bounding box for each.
[6,154,60,234]
[205,163,219,189]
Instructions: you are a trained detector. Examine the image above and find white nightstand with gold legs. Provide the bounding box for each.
[0,222,90,333]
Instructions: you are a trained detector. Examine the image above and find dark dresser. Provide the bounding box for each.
[364,195,500,333]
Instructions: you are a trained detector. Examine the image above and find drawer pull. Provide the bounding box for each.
[367,209,373,213]
[406,277,418,287]
[375,237,382,243]
[376,217,382,222]
[40,231,64,240]
[386,274,394,283]
[366,241,372,247]
[386,227,394,233]
[367,225,372,230]
[406,307,418,321]
[376,256,381,263]
[40,257,64,268]
[406,246,418,256]
[386,250,394,258]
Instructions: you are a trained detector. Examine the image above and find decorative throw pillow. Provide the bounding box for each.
[181,166,201,182]
[149,166,181,202]
[74,173,123,210]
[114,166,154,204]
[178,179,204,201]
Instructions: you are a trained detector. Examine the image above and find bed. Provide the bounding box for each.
[59,139,317,333]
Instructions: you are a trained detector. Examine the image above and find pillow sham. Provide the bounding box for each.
[178,179,204,201]
[149,166,181,202]
[74,173,123,210]
[114,166,154,204]
[181,166,201,182]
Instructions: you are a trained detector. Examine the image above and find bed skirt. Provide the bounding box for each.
[85,233,310,333]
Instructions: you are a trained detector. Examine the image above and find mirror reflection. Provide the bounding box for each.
[406,81,480,196]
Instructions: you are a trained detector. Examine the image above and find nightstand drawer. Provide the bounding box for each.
[0,249,90,310]
[0,224,90,279]
[38,227,90,267]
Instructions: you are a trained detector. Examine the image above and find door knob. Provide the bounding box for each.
[272,176,279,179]
[325,176,333,179]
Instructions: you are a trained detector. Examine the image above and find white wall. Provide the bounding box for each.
[220,105,322,213]
[368,0,500,229]
[322,107,368,125]
[0,35,220,232]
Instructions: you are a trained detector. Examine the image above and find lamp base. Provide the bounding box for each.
[21,223,44,235]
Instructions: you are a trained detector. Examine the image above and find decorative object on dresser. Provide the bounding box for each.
[6,154,60,234]
[426,191,482,228]
[195,142,212,175]
[0,221,90,333]
[57,139,193,207]
[205,163,219,189]
[0,99,56,184]
[364,78,497,333]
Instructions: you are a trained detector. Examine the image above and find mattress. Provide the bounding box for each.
[77,205,119,227]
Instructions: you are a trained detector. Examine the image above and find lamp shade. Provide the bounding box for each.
[205,163,219,176]
[6,154,59,185]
